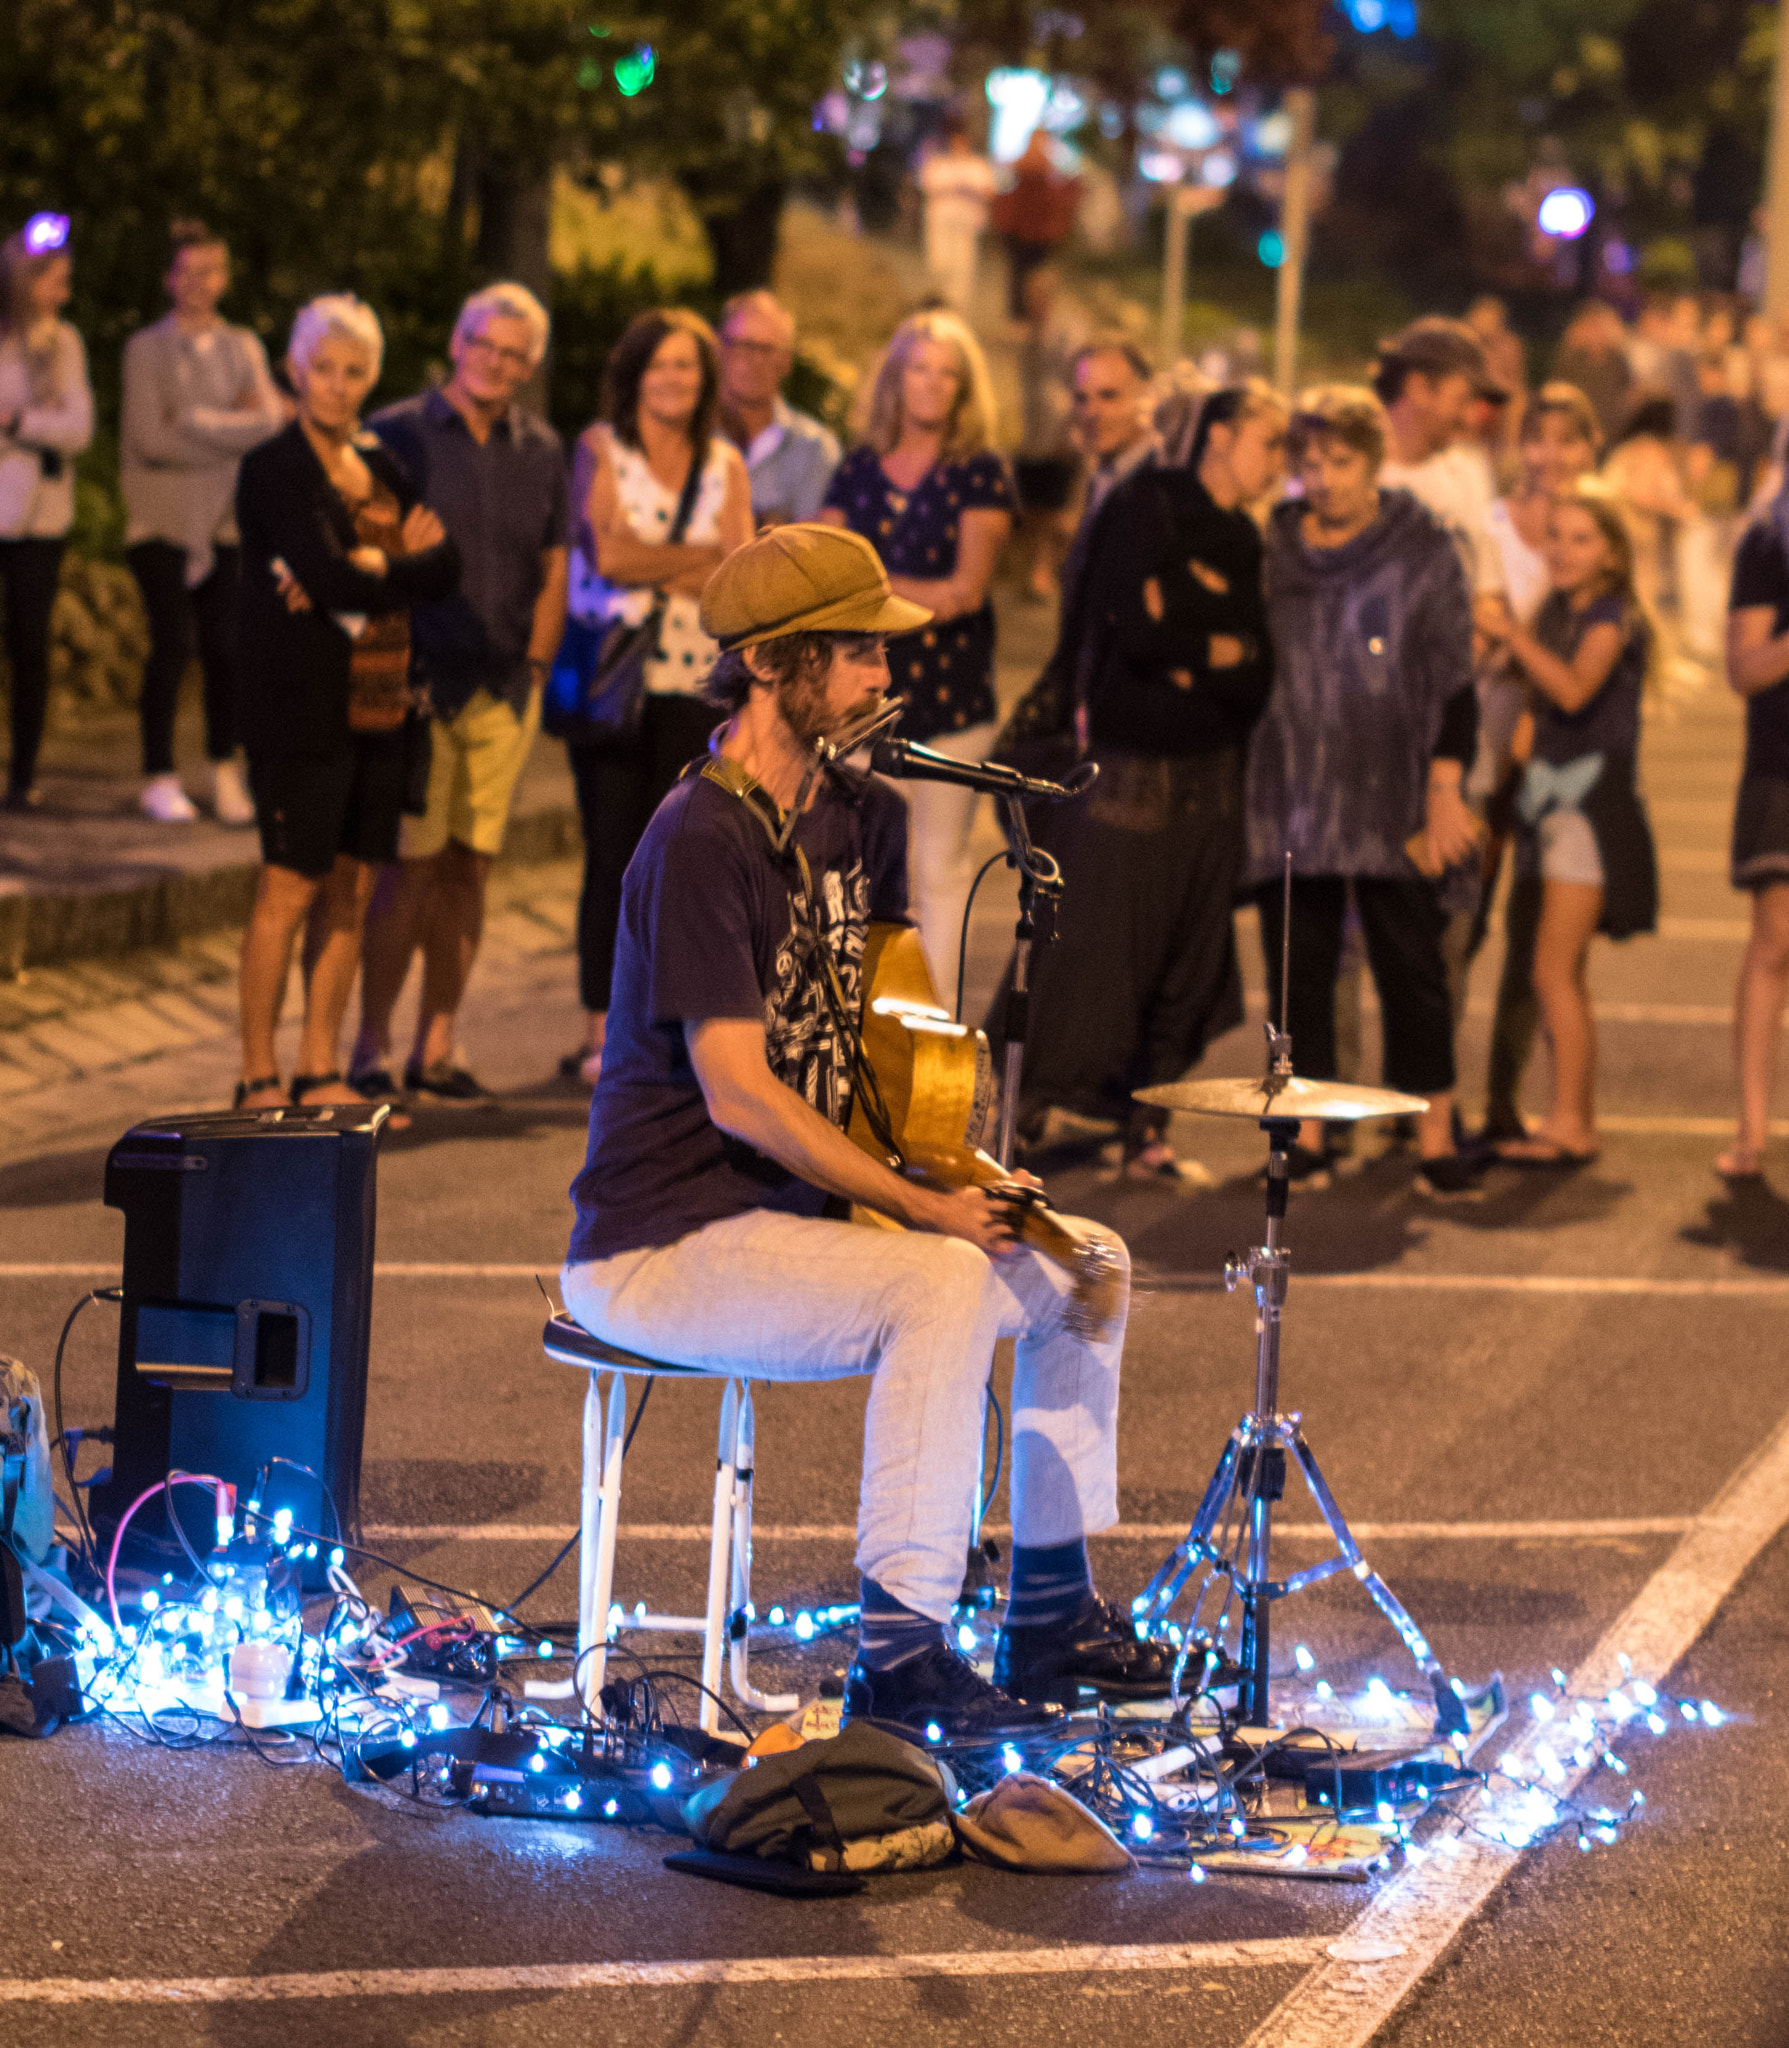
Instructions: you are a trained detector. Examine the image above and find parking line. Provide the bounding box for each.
[362,1517,1692,1546]
[1241,1395,1789,2048]
[0,1937,1328,2006]
[5,1263,1789,1289]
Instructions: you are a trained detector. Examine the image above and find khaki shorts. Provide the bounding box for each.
[400,685,541,861]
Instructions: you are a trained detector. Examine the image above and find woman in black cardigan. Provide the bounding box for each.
[234,295,458,1111]
[1012,381,1287,1176]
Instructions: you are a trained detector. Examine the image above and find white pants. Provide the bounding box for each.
[923,215,981,316]
[562,1209,1128,1622]
[899,719,999,1003]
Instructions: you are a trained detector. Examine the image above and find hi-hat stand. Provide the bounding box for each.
[1131,860,1467,1738]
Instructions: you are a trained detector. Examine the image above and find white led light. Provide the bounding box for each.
[1189,1864,1208,1884]
[603,1799,619,1817]
[1700,1701,1724,1726]
[649,1761,674,1791]
[958,1625,977,1653]
[1293,1644,1314,1671]
[1131,1814,1154,1841]
[1002,1743,1023,1775]
[794,1613,815,1641]
[1530,1692,1554,1721]
[925,1721,943,1744]
[768,1608,785,1625]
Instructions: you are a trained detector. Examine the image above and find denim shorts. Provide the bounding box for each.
[1523,806,1605,888]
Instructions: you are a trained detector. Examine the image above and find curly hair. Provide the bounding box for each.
[703,631,836,716]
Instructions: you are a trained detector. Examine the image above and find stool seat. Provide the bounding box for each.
[542,1311,714,1377]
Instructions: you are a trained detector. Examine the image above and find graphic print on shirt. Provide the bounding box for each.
[764,859,869,1126]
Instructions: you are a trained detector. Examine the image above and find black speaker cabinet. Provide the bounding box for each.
[90,1106,384,1562]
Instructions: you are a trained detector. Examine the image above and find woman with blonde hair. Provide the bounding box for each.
[0,215,94,811]
[1483,479,1659,1165]
[820,308,1015,986]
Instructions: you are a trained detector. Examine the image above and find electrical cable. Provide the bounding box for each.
[103,1472,223,1633]
[956,851,1006,1022]
[50,1286,121,1569]
[506,1379,655,1613]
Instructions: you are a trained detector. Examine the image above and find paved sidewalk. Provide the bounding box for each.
[0,702,580,974]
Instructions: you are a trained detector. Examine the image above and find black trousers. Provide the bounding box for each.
[568,693,718,1013]
[1257,874,1456,1097]
[1,537,66,797]
[127,541,242,773]
[1016,748,1245,1138]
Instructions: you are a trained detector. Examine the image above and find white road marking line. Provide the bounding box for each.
[1241,1395,1789,2048]
[0,1938,1328,2007]
[6,1263,1788,1289]
[1137,1272,1789,1299]
[362,1517,1692,1547]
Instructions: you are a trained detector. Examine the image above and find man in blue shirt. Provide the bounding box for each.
[352,283,569,1103]
[716,291,840,526]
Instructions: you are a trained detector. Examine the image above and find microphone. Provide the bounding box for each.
[869,737,1098,803]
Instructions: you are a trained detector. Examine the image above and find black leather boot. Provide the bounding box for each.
[993,1592,1177,1706]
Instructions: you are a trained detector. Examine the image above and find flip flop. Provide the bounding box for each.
[1121,1144,1216,1188]
[1494,1138,1599,1169]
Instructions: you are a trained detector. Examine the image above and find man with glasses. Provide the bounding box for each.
[716,290,839,528]
[351,283,569,1104]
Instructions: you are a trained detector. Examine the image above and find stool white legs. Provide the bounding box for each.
[699,1383,740,1730]
[727,1384,799,1717]
[577,1370,628,1717]
[559,1371,797,1735]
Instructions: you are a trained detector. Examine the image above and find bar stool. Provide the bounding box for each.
[536,1311,813,1731]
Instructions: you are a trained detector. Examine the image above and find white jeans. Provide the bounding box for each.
[562,1210,1128,1622]
[898,719,999,1001]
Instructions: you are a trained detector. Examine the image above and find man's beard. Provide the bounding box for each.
[774,672,882,750]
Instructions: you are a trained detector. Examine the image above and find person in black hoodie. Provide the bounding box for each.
[233,295,459,1111]
[1013,380,1288,1176]
[1247,384,1483,1199]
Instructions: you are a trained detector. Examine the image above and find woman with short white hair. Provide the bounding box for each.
[231,293,459,1111]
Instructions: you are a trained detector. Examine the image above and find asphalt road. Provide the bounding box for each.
[2,678,1787,2047]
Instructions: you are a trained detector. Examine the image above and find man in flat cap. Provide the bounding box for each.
[560,523,1168,1743]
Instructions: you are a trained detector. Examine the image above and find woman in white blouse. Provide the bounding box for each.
[563,308,751,1082]
[0,217,93,812]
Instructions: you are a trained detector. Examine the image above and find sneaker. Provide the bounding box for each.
[1415,1153,1484,1202]
[209,756,256,826]
[404,1059,490,1103]
[140,773,198,824]
[843,1640,1057,1745]
[993,1592,1177,1706]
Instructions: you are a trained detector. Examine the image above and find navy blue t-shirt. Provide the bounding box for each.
[1729,513,1789,781]
[1529,590,1647,766]
[567,764,909,1263]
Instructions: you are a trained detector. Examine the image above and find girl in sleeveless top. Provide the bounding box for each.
[563,309,752,1084]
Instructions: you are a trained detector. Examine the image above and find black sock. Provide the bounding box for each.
[1004,1538,1092,1629]
[856,1576,945,1671]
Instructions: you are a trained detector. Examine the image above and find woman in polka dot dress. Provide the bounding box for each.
[563,308,752,1081]
[821,309,1015,990]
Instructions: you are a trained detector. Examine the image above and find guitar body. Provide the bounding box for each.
[845,923,1124,1342]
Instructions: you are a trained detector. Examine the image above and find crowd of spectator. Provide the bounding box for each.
[2,186,1787,1186]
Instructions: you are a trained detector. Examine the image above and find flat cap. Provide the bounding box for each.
[699,522,931,648]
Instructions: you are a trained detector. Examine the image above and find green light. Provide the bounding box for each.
[613,42,655,95]
[588,20,611,33]
[577,55,602,87]
[1258,230,1285,268]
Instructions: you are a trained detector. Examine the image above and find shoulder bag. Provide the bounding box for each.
[544,444,705,745]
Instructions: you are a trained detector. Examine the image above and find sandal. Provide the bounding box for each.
[1494,1136,1599,1169]
[1715,1144,1765,1182]
[233,1074,287,1110]
[296,1069,411,1128]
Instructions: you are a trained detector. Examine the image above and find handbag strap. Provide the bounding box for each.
[666,443,707,546]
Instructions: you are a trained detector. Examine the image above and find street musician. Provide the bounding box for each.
[561,523,1169,1741]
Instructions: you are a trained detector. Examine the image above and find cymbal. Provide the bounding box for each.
[1134,1074,1430,1123]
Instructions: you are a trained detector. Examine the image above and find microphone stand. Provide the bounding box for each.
[992,797,1064,1172]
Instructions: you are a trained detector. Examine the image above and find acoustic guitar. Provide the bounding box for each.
[844,922,1125,1343]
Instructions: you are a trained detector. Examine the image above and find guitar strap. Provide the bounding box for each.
[693,754,904,1165]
